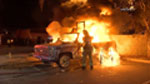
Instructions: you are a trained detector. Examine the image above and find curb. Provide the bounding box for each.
[125,58,150,64]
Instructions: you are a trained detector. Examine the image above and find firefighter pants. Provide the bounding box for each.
[82,51,93,67]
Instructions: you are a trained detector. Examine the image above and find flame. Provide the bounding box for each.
[76,19,111,43]
[61,34,78,42]
[100,47,120,67]
[46,21,61,42]
[62,18,120,67]
[100,8,112,16]
[70,0,87,4]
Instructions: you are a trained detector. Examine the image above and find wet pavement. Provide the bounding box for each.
[0,53,150,84]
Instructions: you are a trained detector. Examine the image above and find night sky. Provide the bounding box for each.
[0,0,60,29]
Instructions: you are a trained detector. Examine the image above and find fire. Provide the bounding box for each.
[100,8,112,16]
[100,47,120,67]
[46,18,120,67]
[61,34,78,42]
[46,21,61,42]
[77,19,111,43]
[73,19,120,67]
[70,0,87,4]
[46,16,120,67]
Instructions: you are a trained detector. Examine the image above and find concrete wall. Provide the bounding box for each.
[110,35,148,57]
[147,35,150,58]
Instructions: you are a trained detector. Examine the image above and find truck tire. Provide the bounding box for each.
[58,54,71,68]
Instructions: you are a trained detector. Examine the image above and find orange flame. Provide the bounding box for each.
[100,47,120,67]
[76,19,111,43]
[46,21,62,42]
[100,8,112,16]
[70,0,87,4]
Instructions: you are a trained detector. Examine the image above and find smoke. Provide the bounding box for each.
[46,0,134,40]
[61,16,76,27]
[59,0,115,24]
[110,9,134,34]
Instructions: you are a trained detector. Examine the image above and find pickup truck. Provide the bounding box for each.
[34,34,81,68]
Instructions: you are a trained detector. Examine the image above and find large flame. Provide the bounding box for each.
[76,19,120,67]
[46,7,120,67]
[46,18,120,67]
[100,47,120,67]
[46,21,61,42]
[76,19,111,43]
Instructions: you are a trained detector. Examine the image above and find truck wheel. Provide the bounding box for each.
[58,54,71,68]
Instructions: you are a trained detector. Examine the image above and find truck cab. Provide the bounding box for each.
[34,33,81,68]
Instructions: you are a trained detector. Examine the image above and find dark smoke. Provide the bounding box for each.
[49,0,134,34]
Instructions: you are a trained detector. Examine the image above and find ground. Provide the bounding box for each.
[0,46,150,84]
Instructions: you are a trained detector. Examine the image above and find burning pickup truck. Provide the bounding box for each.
[34,34,119,68]
[34,21,120,68]
[34,33,81,68]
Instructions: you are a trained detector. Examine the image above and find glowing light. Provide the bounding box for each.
[70,0,87,3]
[61,0,87,7]
[100,8,112,16]
[100,47,120,67]
[77,19,111,43]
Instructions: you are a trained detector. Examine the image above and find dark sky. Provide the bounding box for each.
[0,0,116,30]
[0,0,60,29]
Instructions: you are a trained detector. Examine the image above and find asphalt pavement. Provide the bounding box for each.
[0,53,150,84]
[0,45,150,84]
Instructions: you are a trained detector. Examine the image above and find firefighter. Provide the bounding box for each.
[82,30,93,70]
